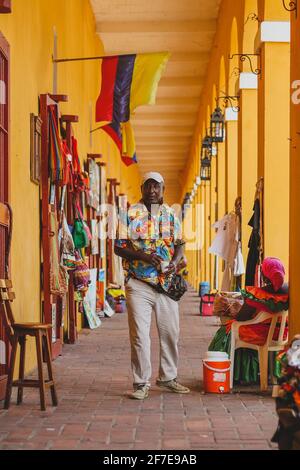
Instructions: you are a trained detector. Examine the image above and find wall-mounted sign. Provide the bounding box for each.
[0,1,12,14]
[30,114,42,185]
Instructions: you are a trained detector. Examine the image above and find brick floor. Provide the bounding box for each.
[0,287,279,450]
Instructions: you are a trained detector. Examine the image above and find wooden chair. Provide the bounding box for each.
[230,310,289,391]
[0,279,58,410]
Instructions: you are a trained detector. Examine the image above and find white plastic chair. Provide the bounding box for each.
[230,310,288,391]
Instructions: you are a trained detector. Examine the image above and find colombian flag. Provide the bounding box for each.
[95,52,170,124]
[101,121,138,167]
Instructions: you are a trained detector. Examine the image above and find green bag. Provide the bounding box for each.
[72,218,89,249]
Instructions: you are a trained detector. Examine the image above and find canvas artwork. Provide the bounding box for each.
[88,159,100,211]
[96,268,106,315]
[51,304,57,343]
[83,269,101,329]
[83,300,102,329]
[99,215,106,258]
[98,164,107,216]
[91,219,99,255]
[85,268,97,315]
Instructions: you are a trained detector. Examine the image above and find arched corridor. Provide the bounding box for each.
[1,0,300,453]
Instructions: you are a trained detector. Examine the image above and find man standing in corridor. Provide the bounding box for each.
[114,172,190,400]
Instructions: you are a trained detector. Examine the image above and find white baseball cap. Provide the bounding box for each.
[142,172,165,185]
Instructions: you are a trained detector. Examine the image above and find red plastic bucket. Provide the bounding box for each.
[203,352,231,394]
[200,294,215,316]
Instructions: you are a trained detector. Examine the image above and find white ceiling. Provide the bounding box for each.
[90,0,222,203]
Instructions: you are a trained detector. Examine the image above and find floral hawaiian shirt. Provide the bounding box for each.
[115,202,185,291]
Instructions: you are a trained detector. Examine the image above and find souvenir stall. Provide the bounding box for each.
[209,196,245,293]
[105,179,126,313]
[83,156,105,328]
[209,181,264,321]
[97,162,107,314]
[107,178,124,288]
[40,93,106,358]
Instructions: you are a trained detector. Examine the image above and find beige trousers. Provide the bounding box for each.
[125,277,179,387]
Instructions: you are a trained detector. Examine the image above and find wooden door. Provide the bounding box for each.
[0,32,9,399]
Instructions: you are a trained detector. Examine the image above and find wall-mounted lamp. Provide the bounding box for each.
[200,157,211,182]
[228,54,261,76]
[217,94,240,113]
[200,152,211,182]
[244,13,260,25]
[282,0,297,17]
[210,106,225,143]
[182,192,191,205]
[201,135,213,160]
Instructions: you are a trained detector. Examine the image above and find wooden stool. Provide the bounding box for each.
[0,279,58,411]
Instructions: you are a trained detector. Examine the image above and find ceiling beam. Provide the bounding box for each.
[168,52,210,63]
[134,122,193,135]
[135,97,199,113]
[137,149,189,156]
[96,20,217,34]
[139,163,184,168]
[155,77,203,88]
[137,141,189,146]
[132,112,196,121]
[135,129,193,137]
[138,153,187,159]
[135,137,191,145]
[91,0,221,18]
[98,33,215,54]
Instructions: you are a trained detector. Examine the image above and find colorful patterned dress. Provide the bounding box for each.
[209,287,289,384]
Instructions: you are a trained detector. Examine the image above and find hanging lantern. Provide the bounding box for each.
[182,192,191,206]
[210,106,225,143]
[200,156,211,181]
[201,135,212,160]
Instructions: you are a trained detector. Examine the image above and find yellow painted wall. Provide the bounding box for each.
[257,42,290,268]
[181,0,245,290]
[0,0,140,373]
[182,0,291,295]
[238,89,258,264]
[256,0,290,271]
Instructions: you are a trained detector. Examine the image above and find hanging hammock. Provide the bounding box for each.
[48,105,64,184]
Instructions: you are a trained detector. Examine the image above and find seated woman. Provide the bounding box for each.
[209,257,289,385]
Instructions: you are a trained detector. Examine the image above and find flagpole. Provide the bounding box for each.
[90,125,105,134]
[52,51,169,64]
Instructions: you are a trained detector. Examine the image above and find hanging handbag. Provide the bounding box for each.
[164,273,188,302]
[73,250,90,295]
[60,214,76,270]
[73,218,89,249]
[72,199,91,249]
[156,212,187,302]
[48,105,64,184]
[49,212,69,296]
[75,199,92,240]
